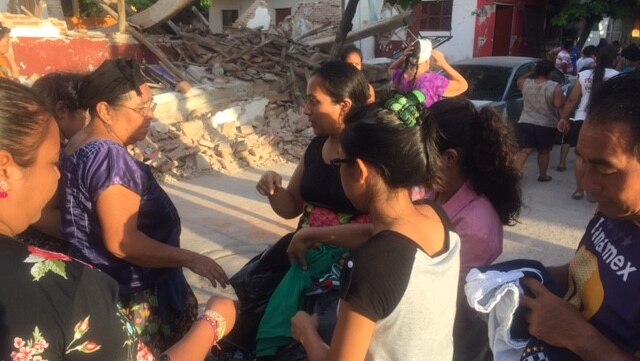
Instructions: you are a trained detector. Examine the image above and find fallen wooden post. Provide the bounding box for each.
[96,1,187,82]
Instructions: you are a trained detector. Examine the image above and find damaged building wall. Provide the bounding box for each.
[372,0,476,62]
[209,0,340,35]
[473,0,546,58]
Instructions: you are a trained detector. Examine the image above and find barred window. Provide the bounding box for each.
[420,1,453,32]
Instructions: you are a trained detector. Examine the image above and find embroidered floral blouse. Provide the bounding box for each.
[0,236,155,361]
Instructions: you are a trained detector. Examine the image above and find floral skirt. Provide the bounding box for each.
[119,285,198,356]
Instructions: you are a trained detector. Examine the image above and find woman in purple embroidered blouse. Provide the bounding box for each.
[387,39,468,107]
[60,59,230,355]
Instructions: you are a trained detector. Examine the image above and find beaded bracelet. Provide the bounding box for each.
[197,310,227,346]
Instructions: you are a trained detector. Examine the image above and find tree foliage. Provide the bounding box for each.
[552,0,640,27]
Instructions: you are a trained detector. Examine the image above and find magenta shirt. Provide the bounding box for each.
[392,69,450,107]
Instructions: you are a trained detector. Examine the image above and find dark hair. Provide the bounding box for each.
[341,101,442,190]
[563,39,574,50]
[32,72,86,120]
[0,78,52,167]
[311,60,370,107]
[621,44,640,62]
[591,45,617,95]
[582,45,596,58]
[0,23,10,38]
[339,45,363,62]
[79,58,146,117]
[532,60,556,77]
[587,71,640,158]
[427,98,522,225]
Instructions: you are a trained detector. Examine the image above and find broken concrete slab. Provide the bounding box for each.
[209,97,269,127]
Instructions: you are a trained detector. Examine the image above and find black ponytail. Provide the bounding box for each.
[428,98,522,225]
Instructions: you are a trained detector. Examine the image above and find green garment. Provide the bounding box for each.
[256,245,346,357]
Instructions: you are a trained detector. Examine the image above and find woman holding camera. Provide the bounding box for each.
[388,39,467,107]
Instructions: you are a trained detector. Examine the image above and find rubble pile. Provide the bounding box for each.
[129,100,314,182]
[123,23,333,181]
[166,26,331,100]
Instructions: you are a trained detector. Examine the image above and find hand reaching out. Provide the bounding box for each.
[519,278,587,349]
[287,228,325,270]
[256,170,283,196]
[186,253,229,288]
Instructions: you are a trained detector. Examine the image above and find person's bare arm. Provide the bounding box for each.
[287,223,374,269]
[387,46,413,80]
[553,84,566,110]
[162,297,237,361]
[292,300,376,361]
[97,185,229,287]
[521,278,637,361]
[558,80,583,133]
[432,50,468,97]
[257,154,305,219]
[517,71,534,90]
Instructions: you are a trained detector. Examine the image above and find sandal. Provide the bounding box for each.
[572,191,584,200]
[537,175,552,182]
[556,165,567,172]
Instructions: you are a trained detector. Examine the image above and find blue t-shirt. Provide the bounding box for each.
[568,215,640,356]
[60,140,181,294]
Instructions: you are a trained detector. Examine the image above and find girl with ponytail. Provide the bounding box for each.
[290,93,460,361]
[426,98,522,361]
[557,45,619,200]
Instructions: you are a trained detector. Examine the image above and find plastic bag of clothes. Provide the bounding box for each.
[222,233,294,355]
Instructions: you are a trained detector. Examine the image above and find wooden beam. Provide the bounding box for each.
[117,0,126,33]
[307,11,414,48]
[97,1,187,82]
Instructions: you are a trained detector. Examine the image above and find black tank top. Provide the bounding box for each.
[300,136,361,215]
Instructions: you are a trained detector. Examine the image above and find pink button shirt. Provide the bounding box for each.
[414,181,503,278]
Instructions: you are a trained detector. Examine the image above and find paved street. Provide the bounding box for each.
[163,147,597,305]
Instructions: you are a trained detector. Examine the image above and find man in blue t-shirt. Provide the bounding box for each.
[520,71,640,360]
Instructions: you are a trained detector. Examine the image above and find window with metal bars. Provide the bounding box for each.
[419,0,453,32]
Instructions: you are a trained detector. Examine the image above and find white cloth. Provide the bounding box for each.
[574,68,619,120]
[416,39,432,64]
[465,267,543,361]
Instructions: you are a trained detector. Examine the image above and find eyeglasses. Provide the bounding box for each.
[119,102,157,116]
[330,158,355,167]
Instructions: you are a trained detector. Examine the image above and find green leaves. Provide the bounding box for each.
[25,255,68,282]
[552,0,640,27]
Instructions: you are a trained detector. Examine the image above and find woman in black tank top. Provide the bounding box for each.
[256,60,370,226]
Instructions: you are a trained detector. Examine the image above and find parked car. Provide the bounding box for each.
[451,56,573,124]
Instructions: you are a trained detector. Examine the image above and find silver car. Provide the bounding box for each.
[451,56,571,124]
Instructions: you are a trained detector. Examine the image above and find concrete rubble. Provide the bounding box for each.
[129,95,313,183]
[124,11,340,182]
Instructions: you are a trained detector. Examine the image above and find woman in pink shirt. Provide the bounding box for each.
[426,98,522,361]
[287,97,521,360]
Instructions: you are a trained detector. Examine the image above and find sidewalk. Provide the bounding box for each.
[164,149,597,304]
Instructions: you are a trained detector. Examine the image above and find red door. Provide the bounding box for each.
[492,4,513,56]
[275,8,291,25]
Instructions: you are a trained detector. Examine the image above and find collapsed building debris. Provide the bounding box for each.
[129,95,314,183]
[123,20,338,180]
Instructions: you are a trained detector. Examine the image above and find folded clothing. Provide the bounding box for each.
[465,259,581,361]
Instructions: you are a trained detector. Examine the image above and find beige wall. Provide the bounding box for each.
[209,0,298,34]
